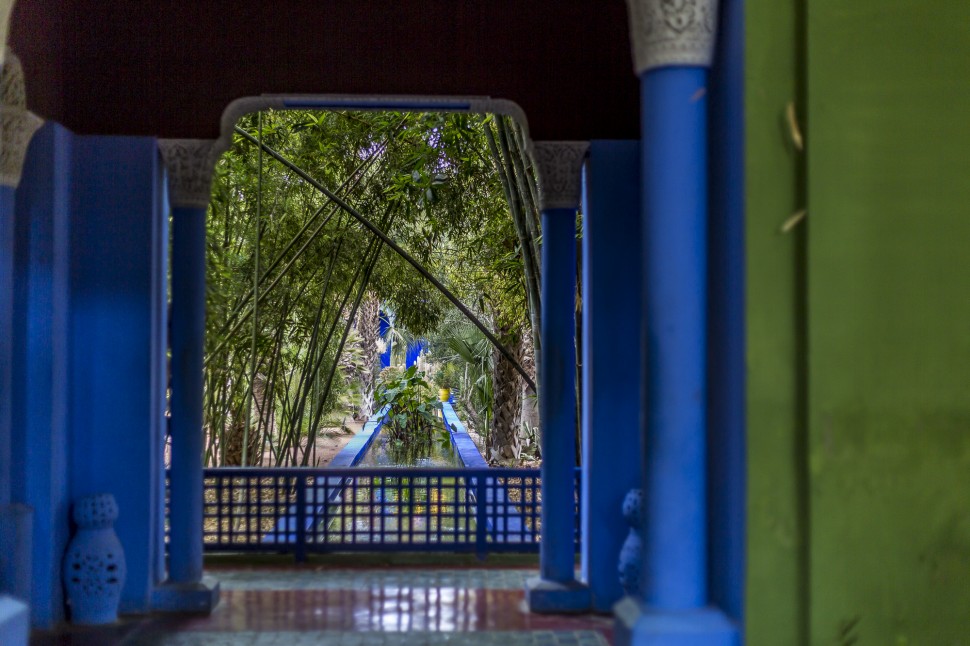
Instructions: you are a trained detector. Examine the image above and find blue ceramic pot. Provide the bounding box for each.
[617,488,644,598]
[63,494,126,624]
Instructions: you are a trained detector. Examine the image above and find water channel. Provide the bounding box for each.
[322,418,475,546]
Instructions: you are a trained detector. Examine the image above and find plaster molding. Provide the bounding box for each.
[626,0,718,73]
[0,50,43,188]
[158,139,219,210]
[531,141,589,211]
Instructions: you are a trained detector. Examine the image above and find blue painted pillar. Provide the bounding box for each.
[0,186,14,511]
[10,123,71,628]
[155,140,220,612]
[641,64,712,612]
[615,1,738,643]
[540,206,577,581]
[525,141,591,613]
[0,53,41,514]
[0,63,43,642]
[0,62,42,646]
[168,204,207,585]
[581,141,643,611]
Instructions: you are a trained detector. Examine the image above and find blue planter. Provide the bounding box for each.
[63,494,126,624]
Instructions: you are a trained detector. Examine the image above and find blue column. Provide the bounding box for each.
[9,124,72,628]
[0,187,13,510]
[168,205,207,585]
[0,53,44,644]
[153,140,220,613]
[525,141,590,613]
[641,67,711,610]
[539,206,578,584]
[0,194,30,641]
[615,2,738,642]
[581,141,643,611]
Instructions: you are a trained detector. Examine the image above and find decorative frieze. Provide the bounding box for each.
[0,50,43,188]
[626,0,718,73]
[532,142,589,211]
[158,139,219,210]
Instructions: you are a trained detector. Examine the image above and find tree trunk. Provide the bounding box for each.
[355,292,381,419]
[250,373,274,465]
[223,404,261,467]
[490,321,523,462]
[519,322,540,456]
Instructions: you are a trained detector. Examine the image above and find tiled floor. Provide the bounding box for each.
[32,566,614,645]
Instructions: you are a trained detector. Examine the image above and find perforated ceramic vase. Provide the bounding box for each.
[63,493,126,624]
[617,488,644,597]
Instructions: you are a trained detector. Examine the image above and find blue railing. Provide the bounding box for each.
[172,467,581,559]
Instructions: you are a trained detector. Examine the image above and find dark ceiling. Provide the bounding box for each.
[10,0,641,141]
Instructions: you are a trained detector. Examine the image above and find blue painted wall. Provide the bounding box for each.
[581,141,643,611]
[378,311,392,368]
[68,136,167,614]
[10,123,74,627]
[405,340,423,368]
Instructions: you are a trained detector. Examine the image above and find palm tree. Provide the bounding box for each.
[355,293,381,418]
[489,318,523,462]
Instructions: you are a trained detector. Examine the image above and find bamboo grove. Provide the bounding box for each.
[201,110,550,467]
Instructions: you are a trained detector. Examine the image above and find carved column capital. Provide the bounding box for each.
[626,0,719,74]
[532,141,589,211]
[158,139,219,209]
[0,50,43,188]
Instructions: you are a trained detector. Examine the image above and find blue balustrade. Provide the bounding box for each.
[166,466,580,558]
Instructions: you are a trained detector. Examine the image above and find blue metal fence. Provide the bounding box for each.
[167,467,581,559]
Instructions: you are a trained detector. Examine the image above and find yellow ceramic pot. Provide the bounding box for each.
[438,388,451,402]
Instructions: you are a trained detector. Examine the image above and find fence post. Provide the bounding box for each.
[295,475,307,563]
[475,475,487,559]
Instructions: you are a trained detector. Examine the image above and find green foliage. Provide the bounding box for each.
[433,362,460,391]
[375,365,447,449]
[424,310,495,434]
[202,108,534,466]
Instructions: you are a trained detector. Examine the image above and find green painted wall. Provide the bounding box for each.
[806,0,970,643]
[747,0,970,643]
[744,0,808,643]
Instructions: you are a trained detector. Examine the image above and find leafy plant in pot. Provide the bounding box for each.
[433,362,459,402]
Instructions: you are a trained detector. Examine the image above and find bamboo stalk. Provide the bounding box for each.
[234,126,537,392]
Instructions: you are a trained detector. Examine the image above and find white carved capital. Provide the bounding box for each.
[531,141,589,211]
[159,139,219,209]
[626,0,719,73]
[0,50,43,188]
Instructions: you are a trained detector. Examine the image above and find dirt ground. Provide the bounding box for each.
[306,419,364,466]
[255,418,365,467]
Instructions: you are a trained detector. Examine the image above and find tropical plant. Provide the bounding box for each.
[433,362,460,392]
[201,108,544,467]
[375,365,447,449]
